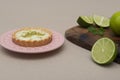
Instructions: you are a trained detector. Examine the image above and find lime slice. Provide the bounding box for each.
[93,15,110,27]
[77,16,93,27]
[91,37,117,64]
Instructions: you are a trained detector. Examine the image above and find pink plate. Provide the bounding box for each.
[0,29,64,54]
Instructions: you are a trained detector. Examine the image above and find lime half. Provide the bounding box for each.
[77,16,93,27]
[93,15,110,27]
[91,37,117,64]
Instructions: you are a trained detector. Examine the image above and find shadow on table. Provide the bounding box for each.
[1,45,65,60]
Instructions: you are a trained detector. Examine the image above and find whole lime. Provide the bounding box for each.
[110,11,120,35]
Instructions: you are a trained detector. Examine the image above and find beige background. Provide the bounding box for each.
[0,0,120,80]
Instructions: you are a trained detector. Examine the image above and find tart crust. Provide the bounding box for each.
[12,27,52,47]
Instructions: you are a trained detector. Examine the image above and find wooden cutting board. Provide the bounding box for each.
[65,25,120,64]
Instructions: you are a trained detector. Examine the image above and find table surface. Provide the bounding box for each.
[0,0,120,80]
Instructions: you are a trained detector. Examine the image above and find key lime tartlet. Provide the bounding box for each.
[12,27,52,47]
